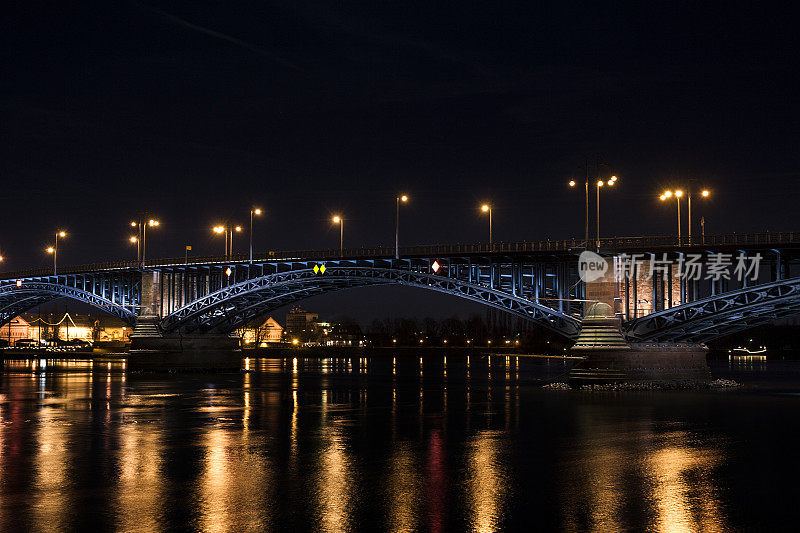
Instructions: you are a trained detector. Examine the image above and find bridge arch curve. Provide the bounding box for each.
[624,276,800,343]
[0,282,137,327]
[160,266,581,339]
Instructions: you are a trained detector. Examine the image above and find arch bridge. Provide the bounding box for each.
[1,232,799,344]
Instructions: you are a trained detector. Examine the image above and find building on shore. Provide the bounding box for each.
[1,313,132,343]
[0,316,31,345]
[285,307,319,343]
[241,317,284,347]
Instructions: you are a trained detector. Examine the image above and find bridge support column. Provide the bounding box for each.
[585,258,619,313]
[139,271,161,317]
[569,303,710,386]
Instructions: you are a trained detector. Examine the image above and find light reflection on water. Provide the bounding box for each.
[0,354,796,530]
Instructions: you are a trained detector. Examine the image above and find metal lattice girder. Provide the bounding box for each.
[0,281,138,327]
[160,266,581,338]
[624,276,800,343]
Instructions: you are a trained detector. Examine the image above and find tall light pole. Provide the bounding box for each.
[568,178,587,247]
[213,224,241,258]
[568,172,589,248]
[395,194,408,259]
[480,204,492,244]
[687,189,710,245]
[231,225,242,256]
[250,207,262,263]
[129,236,139,261]
[660,190,685,245]
[47,230,66,275]
[132,218,159,265]
[213,225,227,256]
[595,176,617,251]
[569,157,607,249]
[332,215,343,257]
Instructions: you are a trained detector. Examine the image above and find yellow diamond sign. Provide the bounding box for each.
[320,264,326,274]
[313,265,320,274]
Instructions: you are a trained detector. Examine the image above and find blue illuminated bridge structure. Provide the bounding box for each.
[1,232,799,344]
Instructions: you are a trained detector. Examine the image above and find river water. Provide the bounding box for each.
[0,353,798,531]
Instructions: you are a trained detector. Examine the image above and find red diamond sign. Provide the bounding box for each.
[431,260,440,273]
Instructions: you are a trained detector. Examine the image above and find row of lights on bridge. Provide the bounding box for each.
[2,183,712,269]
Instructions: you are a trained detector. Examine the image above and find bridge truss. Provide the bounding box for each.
[159,266,582,338]
[624,276,800,343]
[0,279,138,326]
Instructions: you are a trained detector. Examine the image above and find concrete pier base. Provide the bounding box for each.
[129,334,241,352]
[567,302,710,386]
[126,349,243,372]
[568,343,710,385]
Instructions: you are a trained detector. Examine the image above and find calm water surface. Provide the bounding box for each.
[0,353,798,531]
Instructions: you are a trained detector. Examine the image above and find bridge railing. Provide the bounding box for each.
[1,231,797,280]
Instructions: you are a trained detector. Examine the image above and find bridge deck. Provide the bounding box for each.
[1,231,798,280]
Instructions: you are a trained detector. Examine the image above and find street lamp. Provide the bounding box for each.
[688,189,710,245]
[568,175,589,248]
[47,230,66,275]
[661,187,708,245]
[395,194,408,259]
[595,176,617,251]
[131,218,159,265]
[332,215,343,256]
[250,207,262,263]
[212,224,241,258]
[660,190,684,244]
[568,158,611,249]
[129,236,139,261]
[480,204,492,245]
[213,225,226,256]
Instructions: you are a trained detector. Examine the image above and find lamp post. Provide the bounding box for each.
[595,176,617,251]
[569,157,608,249]
[249,208,262,263]
[131,218,159,265]
[47,230,66,275]
[395,194,408,259]
[332,215,343,256]
[568,172,589,248]
[480,204,492,245]
[661,189,705,245]
[213,224,241,258]
[231,225,242,256]
[129,236,139,261]
[687,189,710,245]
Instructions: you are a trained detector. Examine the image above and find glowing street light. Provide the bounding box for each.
[480,204,493,245]
[689,189,711,245]
[129,235,139,261]
[249,207,262,263]
[131,217,159,265]
[395,194,409,259]
[332,215,343,256]
[212,224,241,258]
[661,190,684,244]
[47,230,67,275]
[567,158,613,249]
[660,186,710,245]
[595,177,618,251]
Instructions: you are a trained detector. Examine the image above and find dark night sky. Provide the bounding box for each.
[2,2,799,320]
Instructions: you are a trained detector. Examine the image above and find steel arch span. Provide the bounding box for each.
[160,266,582,338]
[624,276,800,343]
[0,282,138,327]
